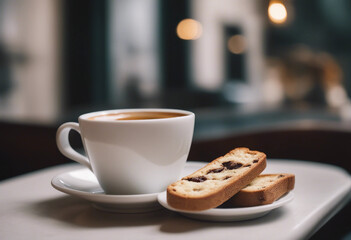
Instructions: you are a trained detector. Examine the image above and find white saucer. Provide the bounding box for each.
[157,191,294,222]
[51,162,206,213]
[51,168,162,213]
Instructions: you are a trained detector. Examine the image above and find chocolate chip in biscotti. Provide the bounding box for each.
[207,167,225,174]
[259,195,266,201]
[186,176,207,182]
[253,159,259,163]
[222,161,243,170]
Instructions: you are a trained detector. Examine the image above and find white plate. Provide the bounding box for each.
[51,162,206,213]
[157,161,295,222]
[157,191,294,222]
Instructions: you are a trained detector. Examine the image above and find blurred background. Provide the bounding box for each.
[1,1,351,238]
[1,0,351,123]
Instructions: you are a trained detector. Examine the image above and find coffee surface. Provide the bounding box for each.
[88,111,187,121]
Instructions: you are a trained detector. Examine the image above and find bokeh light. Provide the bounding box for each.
[176,19,202,40]
[227,34,246,54]
[268,1,287,24]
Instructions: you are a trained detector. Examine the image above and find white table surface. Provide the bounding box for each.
[0,159,350,240]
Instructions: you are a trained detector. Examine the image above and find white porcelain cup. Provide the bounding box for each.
[56,108,195,195]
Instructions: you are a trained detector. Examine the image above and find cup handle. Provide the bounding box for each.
[56,122,92,171]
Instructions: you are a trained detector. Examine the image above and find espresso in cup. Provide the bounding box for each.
[88,111,187,121]
[56,109,195,195]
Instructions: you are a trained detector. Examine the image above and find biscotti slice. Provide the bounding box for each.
[167,147,266,211]
[227,173,295,207]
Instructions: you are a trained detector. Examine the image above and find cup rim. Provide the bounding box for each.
[79,108,194,123]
